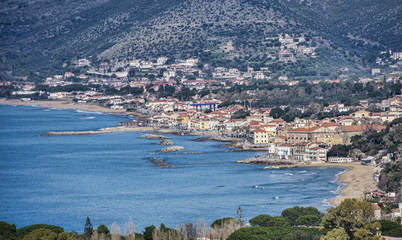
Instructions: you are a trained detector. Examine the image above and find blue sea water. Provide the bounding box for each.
[0,104,345,233]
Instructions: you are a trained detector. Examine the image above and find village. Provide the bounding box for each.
[1,34,402,224]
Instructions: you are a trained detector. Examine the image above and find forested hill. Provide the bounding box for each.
[0,0,401,79]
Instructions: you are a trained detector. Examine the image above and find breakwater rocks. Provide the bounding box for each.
[237,157,311,169]
[145,157,176,168]
[40,126,154,136]
[160,146,185,152]
[237,157,297,165]
[141,134,167,140]
[40,131,107,136]
[159,139,174,145]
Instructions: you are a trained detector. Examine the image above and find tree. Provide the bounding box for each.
[111,222,121,240]
[153,224,181,240]
[321,198,374,237]
[249,214,273,227]
[282,206,323,226]
[22,228,57,240]
[17,224,64,239]
[236,206,245,226]
[282,230,318,240]
[231,109,250,119]
[125,217,135,240]
[227,227,323,240]
[97,224,110,235]
[270,107,284,119]
[0,221,17,240]
[320,228,349,240]
[84,217,94,238]
[295,215,321,227]
[369,220,402,237]
[210,218,241,240]
[269,217,290,227]
[353,222,382,240]
[196,217,208,239]
[57,232,68,240]
[143,225,155,240]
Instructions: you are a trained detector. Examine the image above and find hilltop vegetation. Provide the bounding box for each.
[1,0,401,80]
[1,199,401,240]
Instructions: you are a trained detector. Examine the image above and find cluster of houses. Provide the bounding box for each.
[5,40,402,167]
[138,96,402,163]
[369,192,402,222]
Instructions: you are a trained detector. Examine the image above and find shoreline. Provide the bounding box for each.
[305,162,376,206]
[0,99,130,115]
[0,99,377,206]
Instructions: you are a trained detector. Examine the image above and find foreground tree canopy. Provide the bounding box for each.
[2,199,402,240]
[226,226,325,240]
[321,198,374,237]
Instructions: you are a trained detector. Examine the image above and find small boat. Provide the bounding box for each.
[273,196,279,199]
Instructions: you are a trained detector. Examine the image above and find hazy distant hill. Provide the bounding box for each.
[0,0,400,79]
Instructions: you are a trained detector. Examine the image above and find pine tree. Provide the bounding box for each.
[236,206,245,226]
[84,216,94,238]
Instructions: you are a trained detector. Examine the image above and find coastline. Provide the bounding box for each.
[0,99,377,207]
[0,99,131,116]
[242,159,378,206]
[306,162,377,206]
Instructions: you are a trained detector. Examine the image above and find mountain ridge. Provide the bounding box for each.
[0,0,400,79]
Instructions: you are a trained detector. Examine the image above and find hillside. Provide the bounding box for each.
[0,0,401,80]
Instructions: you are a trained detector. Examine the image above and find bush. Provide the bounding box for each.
[227,226,323,240]
[21,228,57,240]
[369,220,402,237]
[211,218,237,228]
[295,215,321,227]
[17,224,64,239]
[249,214,273,227]
[281,206,323,226]
[0,221,17,240]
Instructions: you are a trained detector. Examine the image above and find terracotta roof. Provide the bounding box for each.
[250,121,261,126]
[289,127,309,132]
[344,125,364,131]
[251,129,267,133]
[270,120,284,123]
[308,126,321,132]
[322,122,340,127]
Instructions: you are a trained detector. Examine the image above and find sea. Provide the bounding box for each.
[0,104,346,233]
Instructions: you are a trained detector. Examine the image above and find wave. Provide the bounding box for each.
[331,169,348,183]
[76,109,104,115]
[321,199,333,207]
[331,182,347,195]
[284,173,293,176]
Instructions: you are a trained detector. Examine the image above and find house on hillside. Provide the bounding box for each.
[251,129,269,144]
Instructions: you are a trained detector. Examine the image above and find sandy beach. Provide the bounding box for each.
[307,162,377,206]
[0,99,128,115]
[1,99,377,207]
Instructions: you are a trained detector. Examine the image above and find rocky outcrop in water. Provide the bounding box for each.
[237,158,297,165]
[141,134,167,140]
[160,146,185,152]
[145,157,176,168]
[159,139,174,145]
